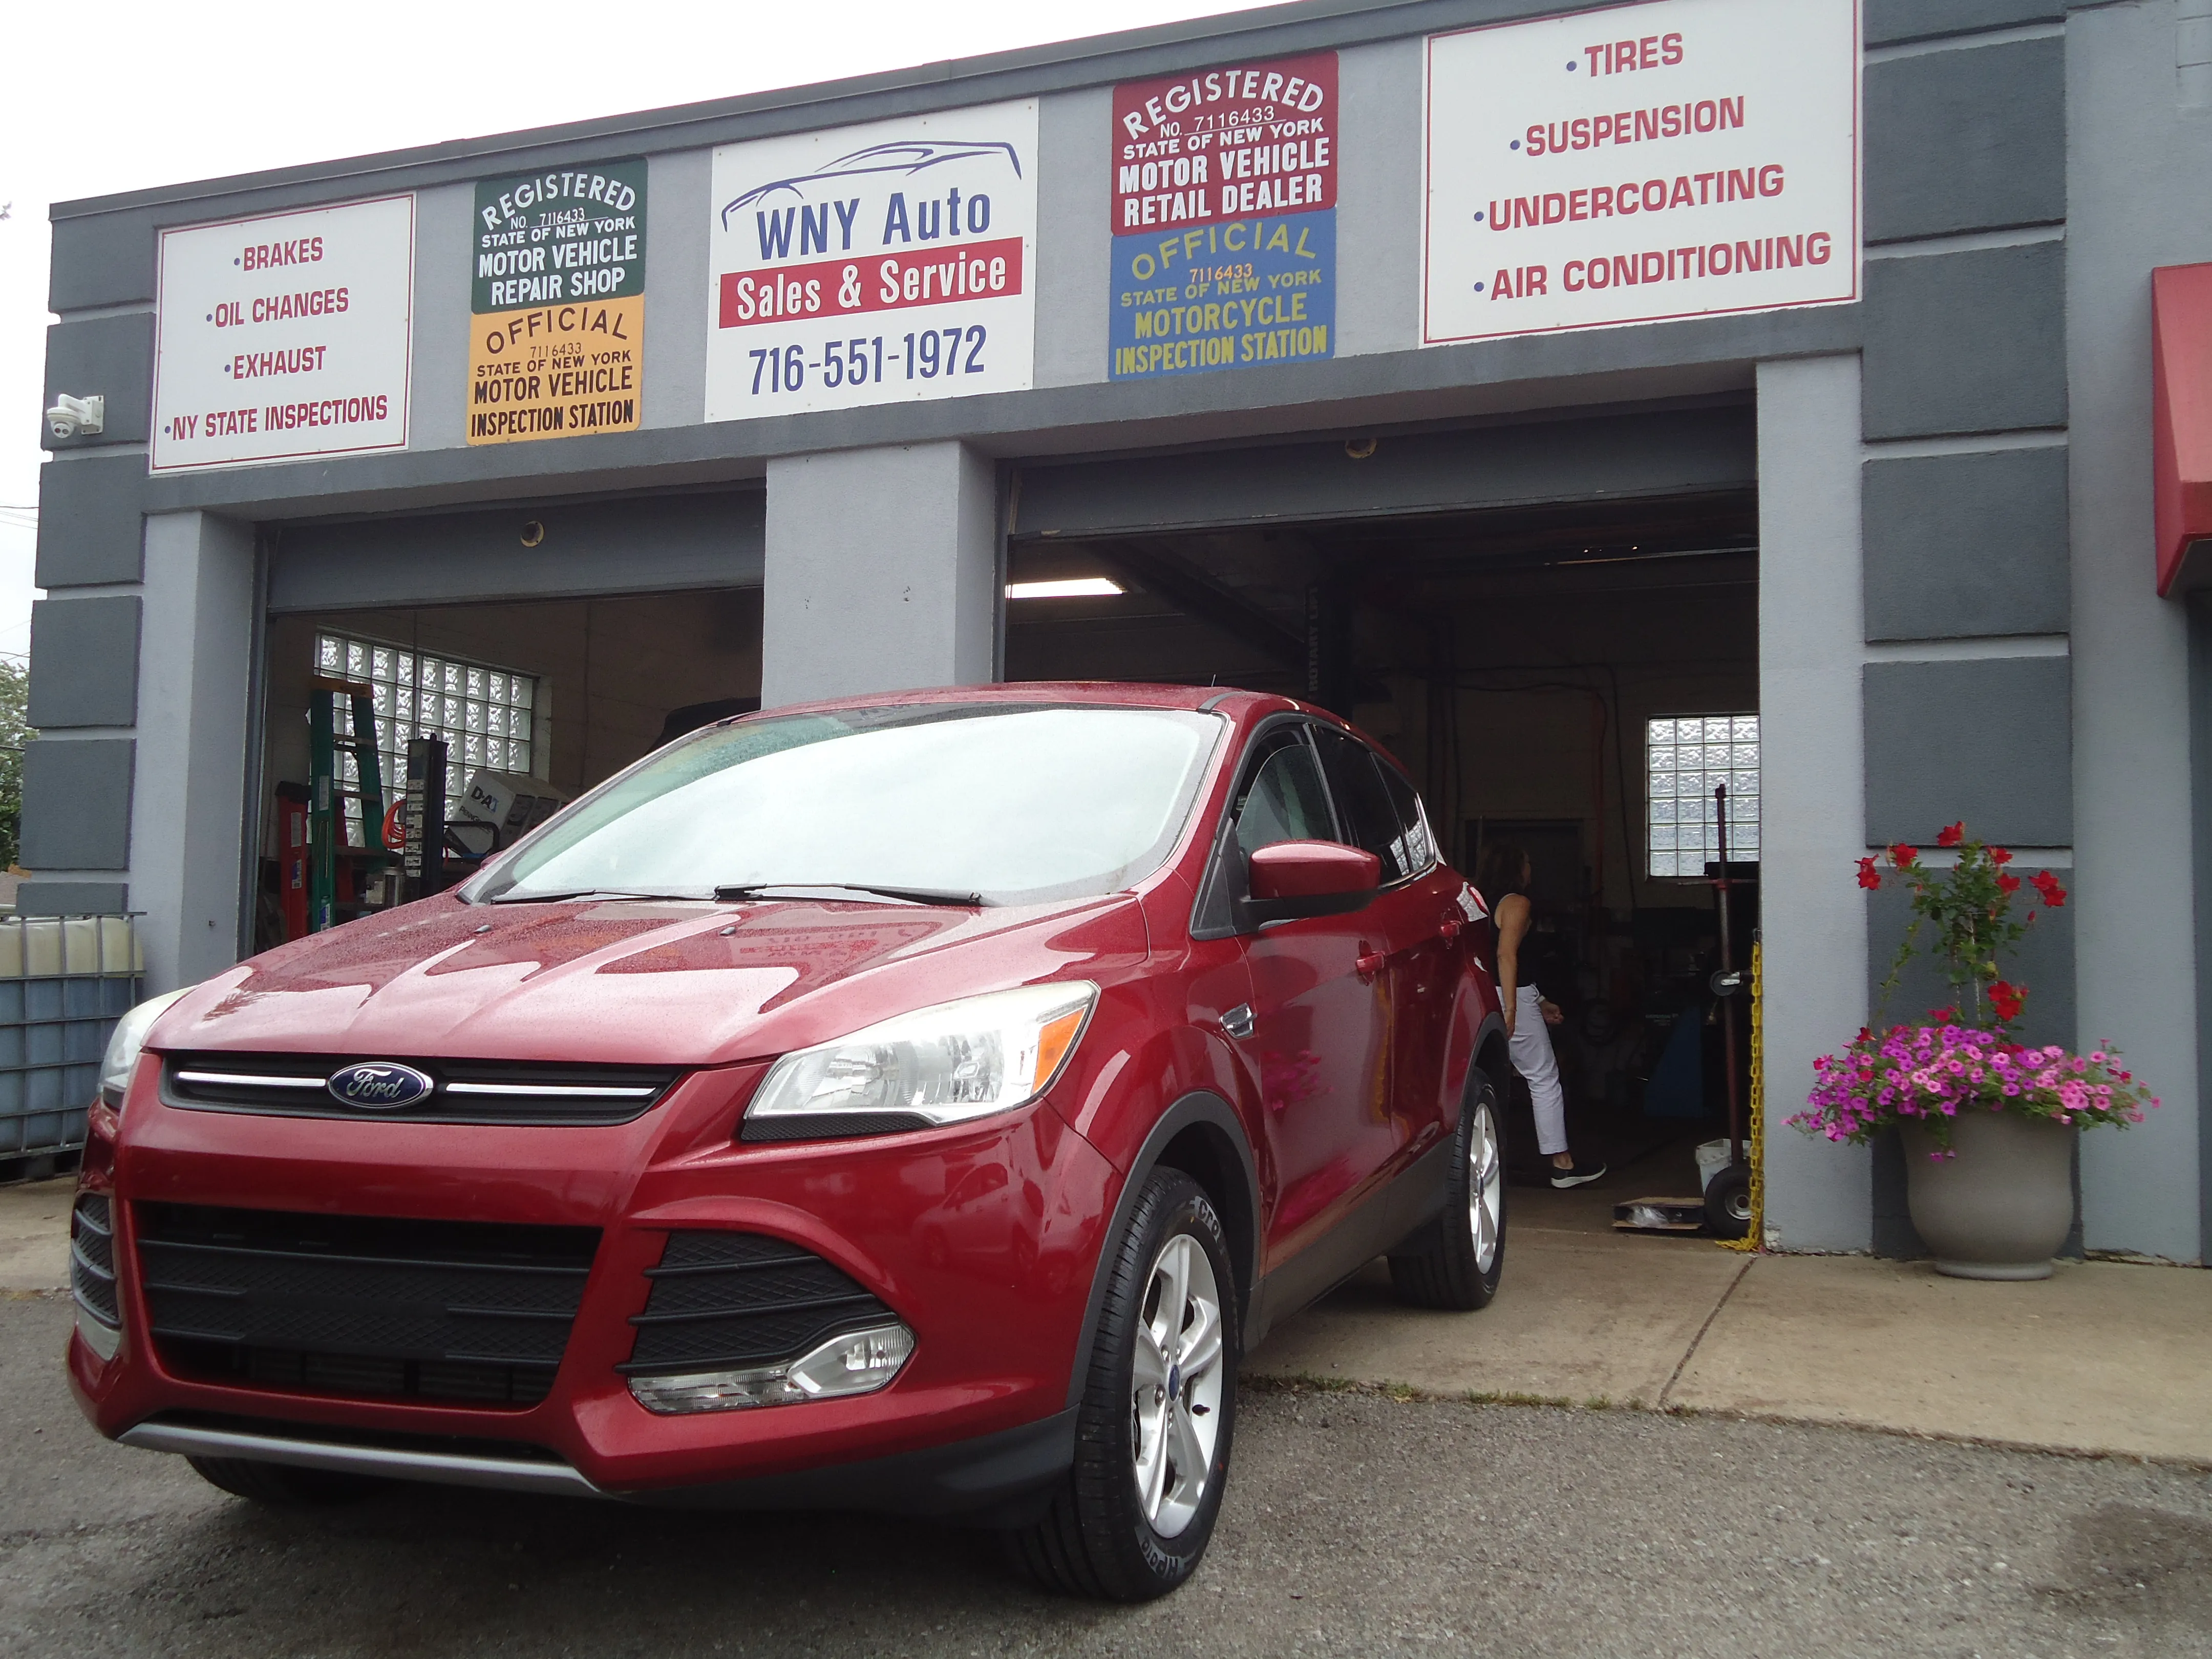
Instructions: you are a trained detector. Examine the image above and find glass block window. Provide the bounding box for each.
[1647,713,1759,878]
[314,633,538,845]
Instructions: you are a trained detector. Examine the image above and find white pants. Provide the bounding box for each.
[1508,985,1568,1156]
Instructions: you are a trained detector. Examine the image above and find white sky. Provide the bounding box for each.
[0,0,1279,666]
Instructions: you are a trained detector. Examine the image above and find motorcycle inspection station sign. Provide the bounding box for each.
[468,159,646,444]
[1109,51,1337,380]
[705,101,1039,421]
[1422,0,1859,344]
[150,194,414,473]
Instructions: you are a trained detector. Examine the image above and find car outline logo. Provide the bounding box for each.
[719,140,1025,228]
[326,1062,435,1112]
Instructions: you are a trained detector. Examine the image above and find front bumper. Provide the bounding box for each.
[70,1061,1117,1511]
[116,1405,1080,1518]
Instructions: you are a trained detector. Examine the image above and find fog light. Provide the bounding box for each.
[627,1321,914,1415]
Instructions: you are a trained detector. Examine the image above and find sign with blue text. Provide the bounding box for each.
[1109,52,1337,380]
[705,101,1038,419]
[1422,0,1859,344]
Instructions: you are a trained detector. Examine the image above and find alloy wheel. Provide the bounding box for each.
[1469,1101,1503,1274]
[1129,1231,1225,1538]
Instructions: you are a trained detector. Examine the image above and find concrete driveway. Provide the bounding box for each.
[5,1293,2210,1657]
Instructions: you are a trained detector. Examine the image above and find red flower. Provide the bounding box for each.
[1856,857,1882,890]
[2031,870,2068,907]
[1887,842,1918,869]
[1989,981,2026,1024]
[1996,873,2022,896]
[1937,822,1966,848]
[1990,847,2013,865]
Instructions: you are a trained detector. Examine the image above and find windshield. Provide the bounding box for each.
[470,703,1223,906]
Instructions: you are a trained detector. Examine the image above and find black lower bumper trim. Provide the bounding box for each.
[616,1406,1077,1523]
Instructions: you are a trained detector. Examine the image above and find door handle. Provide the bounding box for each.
[1355,950,1386,982]
[1437,919,1462,944]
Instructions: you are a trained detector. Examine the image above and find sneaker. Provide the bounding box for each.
[1548,1156,1608,1189]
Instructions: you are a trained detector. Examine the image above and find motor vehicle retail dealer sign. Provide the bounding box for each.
[1109,52,1337,380]
[1422,0,1859,344]
[469,160,646,445]
[706,101,1038,420]
[151,195,413,471]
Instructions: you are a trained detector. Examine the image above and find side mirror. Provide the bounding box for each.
[1237,840,1382,928]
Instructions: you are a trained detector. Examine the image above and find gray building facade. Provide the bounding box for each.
[27,0,2212,1263]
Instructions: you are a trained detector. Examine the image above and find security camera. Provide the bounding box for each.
[45,393,104,440]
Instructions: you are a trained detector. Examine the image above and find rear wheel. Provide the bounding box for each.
[1004,1169,1237,1601]
[186,1456,385,1505]
[1389,1067,1507,1310]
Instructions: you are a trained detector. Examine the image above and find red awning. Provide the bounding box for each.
[2154,262,2212,595]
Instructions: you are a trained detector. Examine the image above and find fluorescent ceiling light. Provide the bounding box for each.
[1005,578,1124,600]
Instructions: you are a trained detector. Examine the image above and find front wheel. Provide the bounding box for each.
[1389,1067,1507,1310]
[1004,1169,1238,1601]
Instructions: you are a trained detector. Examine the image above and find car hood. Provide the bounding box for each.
[153,892,1151,1067]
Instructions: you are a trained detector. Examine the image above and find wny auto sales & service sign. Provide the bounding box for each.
[705,103,1038,418]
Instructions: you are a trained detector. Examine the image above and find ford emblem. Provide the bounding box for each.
[326,1061,436,1112]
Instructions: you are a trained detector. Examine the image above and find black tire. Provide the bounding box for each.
[1705,1163,1753,1240]
[1389,1067,1507,1310]
[1004,1169,1239,1601]
[186,1455,385,1505]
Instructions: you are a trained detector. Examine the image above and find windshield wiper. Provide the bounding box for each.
[713,882,986,908]
[487,888,705,905]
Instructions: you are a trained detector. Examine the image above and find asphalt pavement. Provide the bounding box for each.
[5,1296,2209,1657]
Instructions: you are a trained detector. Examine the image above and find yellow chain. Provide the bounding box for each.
[1718,938,1765,1252]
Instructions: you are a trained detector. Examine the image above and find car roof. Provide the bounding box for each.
[751,682,1302,720]
[732,682,1406,772]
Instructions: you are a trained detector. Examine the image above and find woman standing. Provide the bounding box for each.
[1476,841,1608,1189]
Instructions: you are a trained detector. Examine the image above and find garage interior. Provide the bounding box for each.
[250,491,767,950]
[243,416,1761,1206]
[1005,454,1761,1201]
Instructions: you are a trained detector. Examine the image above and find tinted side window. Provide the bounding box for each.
[1235,743,1334,857]
[1375,756,1438,876]
[1312,727,1412,883]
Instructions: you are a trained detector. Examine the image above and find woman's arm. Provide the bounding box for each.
[1494,892,1529,1034]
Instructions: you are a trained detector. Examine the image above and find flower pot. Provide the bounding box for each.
[1900,1111,2074,1280]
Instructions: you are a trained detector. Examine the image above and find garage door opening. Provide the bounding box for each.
[252,587,762,950]
[1005,488,1759,1206]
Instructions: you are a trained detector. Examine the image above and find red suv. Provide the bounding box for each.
[68,684,1509,1601]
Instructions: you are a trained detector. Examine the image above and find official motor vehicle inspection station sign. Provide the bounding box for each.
[1109,51,1337,380]
[151,195,414,472]
[1422,0,1859,344]
[468,160,647,445]
[705,102,1039,420]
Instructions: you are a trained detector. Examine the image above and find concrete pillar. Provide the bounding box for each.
[1756,354,1871,1251]
[760,442,998,708]
[130,512,257,993]
[2067,3,2204,1262]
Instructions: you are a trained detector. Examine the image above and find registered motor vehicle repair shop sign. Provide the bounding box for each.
[468,159,647,444]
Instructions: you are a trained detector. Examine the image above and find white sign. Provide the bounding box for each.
[1422,0,1859,345]
[706,101,1038,420]
[151,195,414,472]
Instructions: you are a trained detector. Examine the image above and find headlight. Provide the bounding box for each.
[741,981,1098,1141]
[99,987,192,1109]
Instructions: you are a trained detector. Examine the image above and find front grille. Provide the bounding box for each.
[621,1230,892,1377]
[70,1194,119,1328]
[163,1054,680,1127]
[137,1203,599,1408]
